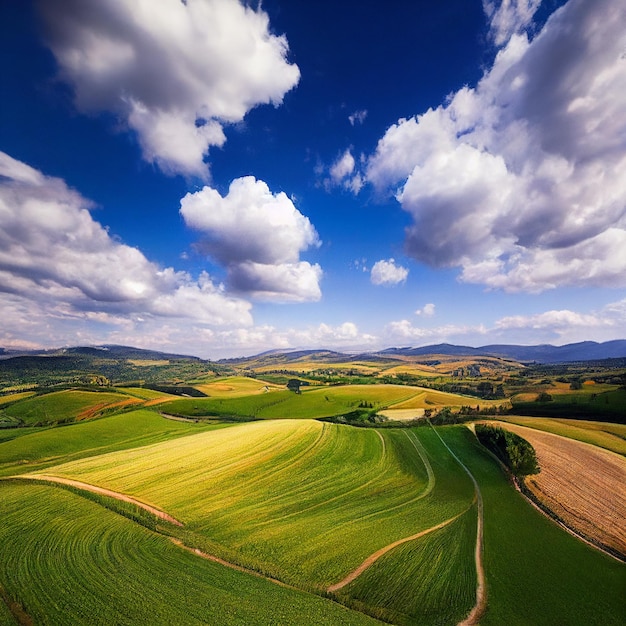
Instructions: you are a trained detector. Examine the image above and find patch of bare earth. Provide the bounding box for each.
[493,422,626,559]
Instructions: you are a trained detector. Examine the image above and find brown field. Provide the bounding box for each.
[492,422,626,558]
[75,397,143,420]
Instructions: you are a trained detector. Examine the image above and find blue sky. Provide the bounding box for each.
[1,0,624,358]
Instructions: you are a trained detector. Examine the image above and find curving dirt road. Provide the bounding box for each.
[17,474,184,526]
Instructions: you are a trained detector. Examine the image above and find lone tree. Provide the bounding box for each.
[287,379,302,394]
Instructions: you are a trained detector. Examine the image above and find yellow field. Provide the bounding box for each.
[193,376,282,397]
[0,391,36,406]
[388,389,506,410]
[127,359,170,366]
[493,422,626,557]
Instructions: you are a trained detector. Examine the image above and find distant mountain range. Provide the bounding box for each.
[376,340,626,363]
[1,340,625,365]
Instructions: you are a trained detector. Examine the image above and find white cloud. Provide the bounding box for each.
[330,149,356,183]
[385,320,486,344]
[371,259,409,286]
[483,0,543,46]
[39,0,300,177]
[366,0,626,293]
[180,176,322,301]
[416,303,436,317]
[493,299,626,344]
[0,152,252,332]
[349,109,368,126]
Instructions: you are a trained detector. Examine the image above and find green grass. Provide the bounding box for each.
[0,482,379,625]
[498,416,626,455]
[160,384,426,419]
[440,425,626,625]
[341,507,477,625]
[0,409,223,477]
[1,390,140,426]
[35,420,475,589]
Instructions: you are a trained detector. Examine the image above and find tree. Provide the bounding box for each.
[286,379,302,394]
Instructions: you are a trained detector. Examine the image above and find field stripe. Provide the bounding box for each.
[428,424,486,626]
[403,430,435,496]
[16,474,183,526]
[327,511,466,592]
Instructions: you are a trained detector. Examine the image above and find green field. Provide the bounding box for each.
[0,482,378,626]
[0,409,222,477]
[159,383,457,420]
[0,389,141,426]
[1,381,624,624]
[33,420,475,589]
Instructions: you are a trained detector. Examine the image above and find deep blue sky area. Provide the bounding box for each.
[0,0,624,358]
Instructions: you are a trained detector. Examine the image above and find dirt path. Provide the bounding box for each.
[18,474,184,527]
[170,539,297,590]
[327,511,465,593]
[429,424,486,626]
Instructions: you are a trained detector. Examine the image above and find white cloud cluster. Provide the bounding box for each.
[0,151,252,330]
[416,303,436,317]
[328,149,363,193]
[366,0,626,293]
[483,0,543,46]
[370,259,409,286]
[39,0,300,177]
[180,176,322,301]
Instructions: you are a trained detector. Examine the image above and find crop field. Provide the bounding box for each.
[192,375,283,397]
[0,482,378,626]
[0,409,222,477]
[1,377,624,624]
[499,416,626,455]
[33,420,477,590]
[489,421,626,558]
[1,389,142,426]
[159,383,426,419]
[0,391,36,406]
[444,426,625,625]
[387,388,505,411]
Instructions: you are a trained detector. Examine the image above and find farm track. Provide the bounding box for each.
[327,510,467,592]
[430,424,486,626]
[325,429,448,593]
[15,474,184,526]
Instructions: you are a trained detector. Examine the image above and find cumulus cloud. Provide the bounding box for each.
[371,259,409,286]
[366,0,626,292]
[180,176,322,301]
[0,151,252,330]
[38,0,300,177]
[416,303,436,317]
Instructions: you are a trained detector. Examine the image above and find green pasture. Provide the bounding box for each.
[160,384,424,419]
[442,425,625,625]
[498,416,626,455]
[36,420,475,589]
[1,389,139,426]
[0,482,378,626]
[0,409,221,477]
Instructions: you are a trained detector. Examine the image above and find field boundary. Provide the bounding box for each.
[14,474,184,526]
